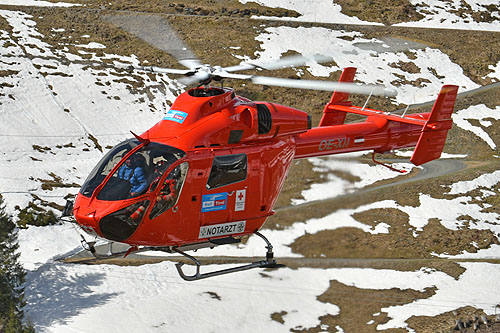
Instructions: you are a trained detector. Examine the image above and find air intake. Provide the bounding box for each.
[256,104,272,134]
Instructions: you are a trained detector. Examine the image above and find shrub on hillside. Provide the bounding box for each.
[0,196,34,332]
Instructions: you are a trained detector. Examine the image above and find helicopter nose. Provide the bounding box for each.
[74,205,101,237]
[74,193,151,242]
[98,199,151,242]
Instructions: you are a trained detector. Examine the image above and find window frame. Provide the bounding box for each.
[149,161,190,220]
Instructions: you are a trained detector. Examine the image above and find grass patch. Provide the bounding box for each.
[361,26,500,86]
[407,306,500,333]
[290,213,499,259]
[335,0,424,25]
[37,172,80,191]
[22,7,180,69]
[0,69,19,78]
[274,159,325,208]
[271,311,288,324]
[32,145,51,153]
[309,280,436,333]
[202,291,222,301]
[0,13,9,30]
[15,202,59,227]
[50,0,300,18]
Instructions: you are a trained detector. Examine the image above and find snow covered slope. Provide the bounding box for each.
[0,8,180,214]
[1,1,499,332]
[240,0,500,31]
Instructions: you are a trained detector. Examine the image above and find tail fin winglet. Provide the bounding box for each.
[410,85,458,166]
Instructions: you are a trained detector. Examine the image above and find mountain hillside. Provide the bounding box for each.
[1,0,499,332]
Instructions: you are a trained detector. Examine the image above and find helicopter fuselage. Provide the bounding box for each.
[73,81,457,250]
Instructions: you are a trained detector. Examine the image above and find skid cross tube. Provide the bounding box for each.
[173,231,284,281]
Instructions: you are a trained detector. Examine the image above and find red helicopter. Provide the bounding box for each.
[66,56,458,280]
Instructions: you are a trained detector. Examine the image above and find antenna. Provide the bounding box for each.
[361,87,374,111]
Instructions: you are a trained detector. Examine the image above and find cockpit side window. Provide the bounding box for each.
[80,139,140,197]
[149,162,189,220]
[206,154,247,189]
[148,151,179,193]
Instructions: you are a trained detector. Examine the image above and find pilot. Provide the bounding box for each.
[118,154,147,197]
[149,152,176,187]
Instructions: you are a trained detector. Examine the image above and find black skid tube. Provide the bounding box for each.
[173,231,284,281]
[78,230,284,281]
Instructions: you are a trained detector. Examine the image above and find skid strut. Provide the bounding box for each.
[174,231,284,281]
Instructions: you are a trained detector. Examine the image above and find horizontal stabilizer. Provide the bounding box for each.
[410,85,458,166]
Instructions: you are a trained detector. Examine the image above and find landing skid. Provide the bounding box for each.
[78,231,284,281]
[173,231,284,281]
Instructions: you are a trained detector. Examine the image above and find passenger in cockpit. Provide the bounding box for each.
[118,155,147,197]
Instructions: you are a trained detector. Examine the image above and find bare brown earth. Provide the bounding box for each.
[336,0,425,25]
[3,2,500,332]
[47,0,301,18]
[312,281,437,333]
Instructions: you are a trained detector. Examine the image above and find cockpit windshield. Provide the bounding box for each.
[79,139,186,201]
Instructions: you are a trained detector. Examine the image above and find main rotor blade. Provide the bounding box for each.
[110,63,193,76]
[216,72,253,80]
[224,54,333,72]
[135,66,193,75]
[178,72,211,86]
[105,14,202,70]
[178,59,203,70]
[251,76,397,97]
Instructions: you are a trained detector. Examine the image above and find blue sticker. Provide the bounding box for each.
[164,110,188,124]
[201,192,228,212]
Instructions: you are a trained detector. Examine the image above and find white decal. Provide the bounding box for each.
[199,221,246,239]
[354,137,365,144]
[235,189,246,211]
[318,137,350,151]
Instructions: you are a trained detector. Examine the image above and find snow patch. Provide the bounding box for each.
[239,0,382,25]
[0,0,78,7]
[251,26,479,105]
[449,170,500,195]
[452,104,500,149]
[394,0,500,31]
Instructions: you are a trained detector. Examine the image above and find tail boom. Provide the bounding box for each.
[294,117,423,159]
[294,84,458,165]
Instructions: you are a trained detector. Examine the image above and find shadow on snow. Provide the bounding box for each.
[24,263,120,329]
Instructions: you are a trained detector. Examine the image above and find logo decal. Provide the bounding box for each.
[199,221,246,239]
[164,109,188,124]
[201,192,228,212]
[235,189,246,211]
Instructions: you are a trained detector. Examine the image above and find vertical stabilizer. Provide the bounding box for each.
[410,85,458,166]
[319,67,357,126]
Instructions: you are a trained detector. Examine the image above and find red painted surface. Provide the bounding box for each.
[73,69,458,249]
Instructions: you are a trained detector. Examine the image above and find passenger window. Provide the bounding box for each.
[206,154,247,189]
